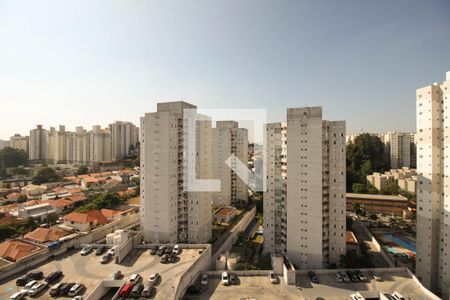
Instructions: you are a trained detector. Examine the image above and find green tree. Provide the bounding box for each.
[32,167,62,184]
[76,192,122,212]
[381,179,399,195]
[76,165,89,175]
[11,167,28,176]
[130,177,140,186]
[47,213,59,225]
[0,225,17,242]
[352,183,368,194]
[346,134,389,192]
[0,147,28,168]
[17,194,27,203]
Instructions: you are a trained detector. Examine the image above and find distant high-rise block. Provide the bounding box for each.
[140,101,212,244]
[9,134,29,153]
[212,121,248,206]
[264,107,346,269]
[29,125,48,161]
[416,71,450,299]
[109,121,139,161]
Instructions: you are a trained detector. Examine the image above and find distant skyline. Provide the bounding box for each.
[0,0,449,140]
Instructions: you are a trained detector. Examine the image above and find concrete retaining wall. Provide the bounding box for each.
[173,245,212,300]
[0,251,50,281]
[203,270,271,277]
[358,222,395,268]
[211,206,256,267]
[116,237,133,264]
[77,213,139,247]
[406,268,441,300]
[85,280,125,300]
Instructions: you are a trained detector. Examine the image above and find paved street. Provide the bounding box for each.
[352,221,390,268]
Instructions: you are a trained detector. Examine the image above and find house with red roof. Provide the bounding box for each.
[62,210,109,232]
[0,239,46,262]
[24,227,69,244]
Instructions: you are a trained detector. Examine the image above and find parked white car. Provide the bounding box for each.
[129,273,142,284]
[110,270,122,280]
[268,271,278,284]
[20,280,37,293]
[350,294,365,300]
[80,245,93,255]
[391,292,406,300]
[221,271,230,286]
[28,282,48,296]
[201,274,208,286]
[148,273,160,285]
[68,284,84,296]
[334,272,343,283]
[172,244,180,255]
[108,246,118,255]
[9,291,26,300]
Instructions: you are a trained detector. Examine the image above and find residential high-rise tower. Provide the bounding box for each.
[416,71,450,299]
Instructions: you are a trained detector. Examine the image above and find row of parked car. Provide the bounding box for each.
[11,270,84,300]
[149,244,181,264]
[307,270,382,284]
[351,291,407,300]
[117,272,160,299]
[80,244,119,264]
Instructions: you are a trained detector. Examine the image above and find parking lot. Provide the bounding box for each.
[296,270,436,300]
[185,275,301,300]
[0,247,202,299]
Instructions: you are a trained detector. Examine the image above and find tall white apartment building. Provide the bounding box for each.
[109,121,139,161]
[264,122,287,255]
[264,107,346,269]
[9,134,29,153]
[47,125,67,163]
[389,132,411,169]
[140,101,212,244]
[0,139,8,150]
[87,125,112,164]
[416,71,450,299]
[29,125,48,161]
[212,121,248,206]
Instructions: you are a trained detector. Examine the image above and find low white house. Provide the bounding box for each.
[17,203,56,222]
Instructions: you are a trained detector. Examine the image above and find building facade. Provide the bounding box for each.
[263,107,346,269]
[389,132,411,169]
[140,101,212,244]
[29,125,48,161]
[416,71,450,299]
[9,134,29,153]
[0,139,8,150]
[263,122,287,255]
[109,121,139,161]
[212,121,248,206]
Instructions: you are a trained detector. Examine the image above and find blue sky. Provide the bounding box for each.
[0,0,449,140]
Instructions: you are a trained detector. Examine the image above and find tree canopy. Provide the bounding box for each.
[76,165,89,175]
[32,167,62,184]
[0,147,28,169]
[346,133,389,192]
[76,192,124,212]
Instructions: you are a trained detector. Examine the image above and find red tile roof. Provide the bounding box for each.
[63,210,108,225]
[214,206,236,217]
[346,231,358,245]
[42,199,73,208]
[6,192,21,200]
[0,240,44,262]
[100,209,121,219]
[24,227,69,243]
[67,193,87,203]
